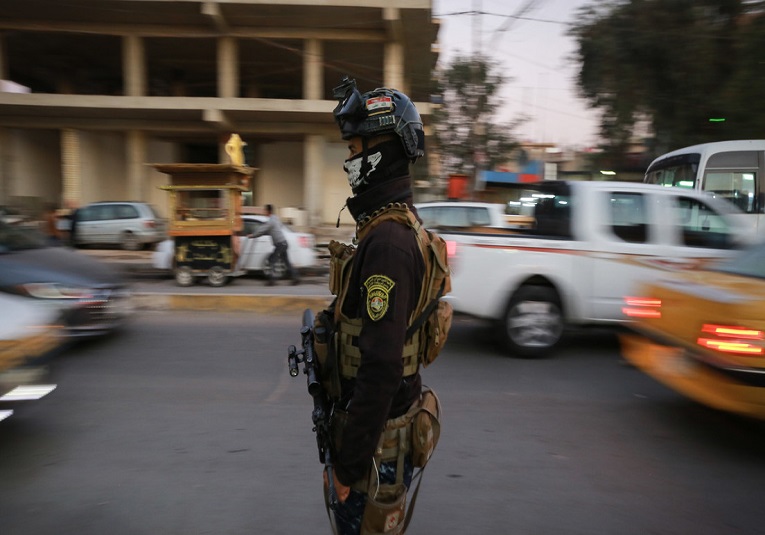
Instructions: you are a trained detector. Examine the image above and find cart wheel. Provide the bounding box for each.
[175,266,194,287]
[207,267,228,287]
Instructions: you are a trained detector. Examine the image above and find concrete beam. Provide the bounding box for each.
[201,1,229,33]
[0,21,386,41]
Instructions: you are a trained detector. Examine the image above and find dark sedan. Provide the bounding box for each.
[0,220,133,337]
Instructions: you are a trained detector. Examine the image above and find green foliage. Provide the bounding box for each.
[432,55,520,181]
[570,0,765,162]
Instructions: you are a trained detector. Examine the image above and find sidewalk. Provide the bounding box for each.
[81,249,334,313]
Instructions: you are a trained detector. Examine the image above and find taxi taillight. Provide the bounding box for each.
[697,324,765,355]
[622,296,662,319]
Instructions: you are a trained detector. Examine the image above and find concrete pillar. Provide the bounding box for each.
[217,37,239,98]
[126,130,147,201]
[0,33,7,79]
[61,129,83,209]
[303,39,323,100]
[384,41,405,93]
[303,135,325,226]
[123,35,146,97]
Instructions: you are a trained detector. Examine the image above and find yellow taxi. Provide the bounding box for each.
[620,241,765,420]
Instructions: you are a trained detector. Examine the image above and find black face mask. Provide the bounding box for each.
[342,139,410,195]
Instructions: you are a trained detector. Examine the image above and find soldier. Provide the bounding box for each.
[321,77,437,535]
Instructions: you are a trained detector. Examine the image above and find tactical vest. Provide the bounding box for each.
[327,202,448,380]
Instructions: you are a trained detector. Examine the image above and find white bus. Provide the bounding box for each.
[644,140,765,239]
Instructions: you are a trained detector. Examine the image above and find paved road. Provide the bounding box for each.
[2,312,765,534]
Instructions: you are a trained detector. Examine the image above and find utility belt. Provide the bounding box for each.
[329,386,441,535]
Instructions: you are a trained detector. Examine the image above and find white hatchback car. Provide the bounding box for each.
[152,215,318,279]
[73,201,167,251]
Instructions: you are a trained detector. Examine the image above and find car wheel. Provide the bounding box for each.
[175,266,194,287]
[121,231,141,251]
[501,285,564,358]
[207,266,228,287]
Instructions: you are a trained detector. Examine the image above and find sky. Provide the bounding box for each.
[432,0,600,149]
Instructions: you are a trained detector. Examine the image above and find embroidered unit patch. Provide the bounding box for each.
[364,275,395,321]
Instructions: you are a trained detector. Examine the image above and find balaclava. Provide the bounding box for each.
[343,138,410,195]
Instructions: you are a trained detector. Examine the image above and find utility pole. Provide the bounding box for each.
[472,0,481,56]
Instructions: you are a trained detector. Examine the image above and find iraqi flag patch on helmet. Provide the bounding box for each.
[365,95,393,115]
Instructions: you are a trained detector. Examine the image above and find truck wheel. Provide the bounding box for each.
[207,266,228,287]
[501,286,564,358]
[175,266,194,287]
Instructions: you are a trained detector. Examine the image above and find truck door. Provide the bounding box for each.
[664,195,738,265]
[587,190,672,323]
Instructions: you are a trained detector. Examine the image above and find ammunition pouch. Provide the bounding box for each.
[411,386,441,468]
[328,240,355,298]
[378,386,441,469]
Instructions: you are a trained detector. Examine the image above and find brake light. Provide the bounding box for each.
[144,219,157,228]
[697,324,765,355]
[446,240,457,258]
[622,296,662,318]
[444,240,458,271]
[297,236,313,249]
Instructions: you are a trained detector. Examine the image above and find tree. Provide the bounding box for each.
[569,0,765,163]
[432,55,521,193]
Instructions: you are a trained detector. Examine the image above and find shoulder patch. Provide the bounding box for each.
[364,275,395,321]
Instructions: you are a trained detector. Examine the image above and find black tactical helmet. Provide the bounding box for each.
[332,76,425,162]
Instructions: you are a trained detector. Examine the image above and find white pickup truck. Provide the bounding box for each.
[435,180,753,358]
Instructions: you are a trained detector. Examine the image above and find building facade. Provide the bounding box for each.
[0,0,439,226]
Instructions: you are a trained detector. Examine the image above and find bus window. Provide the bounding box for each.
[700,150,760,214]
[702,171,756,213]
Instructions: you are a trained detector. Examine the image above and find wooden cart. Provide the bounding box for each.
[154,163,255,287]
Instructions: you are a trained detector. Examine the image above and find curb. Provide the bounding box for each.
[132,293,333,313]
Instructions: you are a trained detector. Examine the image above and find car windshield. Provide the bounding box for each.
[0,221,47,252]
[711,242,765,279]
